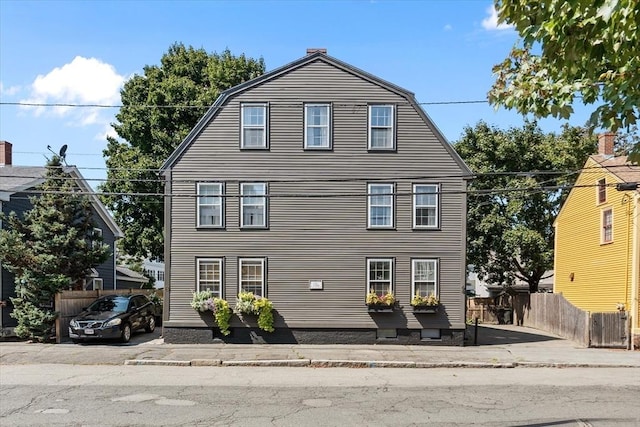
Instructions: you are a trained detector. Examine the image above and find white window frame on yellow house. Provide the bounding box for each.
[601,207,613,244]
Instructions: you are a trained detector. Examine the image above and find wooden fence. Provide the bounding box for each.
[523,293,629,348]
[54,289,162,343]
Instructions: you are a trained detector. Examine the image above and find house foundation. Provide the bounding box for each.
[162,327,465,346]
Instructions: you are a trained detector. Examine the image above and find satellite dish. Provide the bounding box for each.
[59,144,68,159]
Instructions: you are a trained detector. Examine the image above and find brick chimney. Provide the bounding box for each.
[598,132,615,156]
[306,48,327,55]
[0,141,12,166]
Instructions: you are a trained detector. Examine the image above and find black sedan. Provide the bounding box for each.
[69,294,156,343]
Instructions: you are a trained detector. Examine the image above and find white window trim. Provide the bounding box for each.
[90,278,103,291]
[240,182,267,228]
[596,178,607,205]
[601,208,613,244]
[239,258,266,297]
[413,183,440,229]
[197,258,223,297]
[240,103,268,149]
[366,258,393,295]
[411,259,438,298]
[368,104,395,150]
[304,103,331,149]
[367,183,394,228]
[197,182,224,228]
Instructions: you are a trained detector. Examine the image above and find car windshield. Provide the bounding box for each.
[87,296,129,313]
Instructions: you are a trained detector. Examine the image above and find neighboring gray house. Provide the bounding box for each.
[160,50,472,345]
[116,265,150,289]
[0,141,123,336]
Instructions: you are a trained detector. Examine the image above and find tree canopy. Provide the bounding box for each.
[101,43,265,259]
[0,155,110,341]
[455,122,596,293]
[488,0,640,161]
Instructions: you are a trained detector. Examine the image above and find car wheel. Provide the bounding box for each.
[145,316,156,333]
[71,339,82,344]
[121,323,132,343]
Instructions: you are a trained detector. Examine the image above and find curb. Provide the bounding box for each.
[122,359,640,368]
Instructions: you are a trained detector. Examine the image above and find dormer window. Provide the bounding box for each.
[241,103,268,149]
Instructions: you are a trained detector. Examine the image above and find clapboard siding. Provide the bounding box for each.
[554,157,633,312]
[166,56,468,330]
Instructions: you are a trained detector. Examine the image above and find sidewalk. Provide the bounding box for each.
[1,324,638,368]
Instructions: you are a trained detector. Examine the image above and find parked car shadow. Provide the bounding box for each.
[63,328,162,346]
[467,324,560,346]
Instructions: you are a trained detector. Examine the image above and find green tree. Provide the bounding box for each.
[102,43,265,259]
[0,156,111,341]
[455,122,596,293]
[488,0,640,162]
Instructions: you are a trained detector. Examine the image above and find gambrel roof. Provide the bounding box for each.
[161,51,471,176]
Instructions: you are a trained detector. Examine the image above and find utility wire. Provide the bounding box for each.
[1,99,490,109]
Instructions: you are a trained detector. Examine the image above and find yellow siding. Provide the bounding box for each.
[554,158,636,313]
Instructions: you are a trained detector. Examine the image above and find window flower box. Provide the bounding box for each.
[366,290,396,313]
[411,293,439,314]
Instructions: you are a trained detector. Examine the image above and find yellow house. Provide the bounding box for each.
[554,133,640,349]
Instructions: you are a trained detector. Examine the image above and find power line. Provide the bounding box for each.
[0,99,489,109]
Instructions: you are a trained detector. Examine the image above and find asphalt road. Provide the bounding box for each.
[2,365,639,426]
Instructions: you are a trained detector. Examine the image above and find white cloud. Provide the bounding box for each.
[20,56,125,127]
[0,81,21,96]
[482,5,514,31]
[444,24,453,31]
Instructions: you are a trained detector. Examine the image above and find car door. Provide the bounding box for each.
[127,297,142,331]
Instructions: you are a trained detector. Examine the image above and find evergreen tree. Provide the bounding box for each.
[0,155,111,341]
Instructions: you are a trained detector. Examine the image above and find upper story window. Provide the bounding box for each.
[367,258,393,296]
[304,104,331,149]
[368,105,395,150]
[602,208,613,243]
[241,103,268,149]
[197,183,224,228]
[241,183,267,228]
[197,258,223,297]
[239,258,265,297]
[368,183,394,228]
[412,259,438,298]
[413,184,439,229]
[91,228,103,250]
[597,178,607,204]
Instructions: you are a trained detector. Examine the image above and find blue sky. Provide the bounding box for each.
[0,0,593,186]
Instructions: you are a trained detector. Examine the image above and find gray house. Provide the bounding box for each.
[0,141,123,336]
[160,50,472,345]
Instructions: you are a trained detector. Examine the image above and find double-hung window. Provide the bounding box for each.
[241,103,268,149]
[241,183,267,228]
[368,105,395,150]
[597,178,607,204]
[91,228,103,250]
[197,258,223,297]
[602,208,613,243]
[368,183,394,228]
[413,184,439,229]
[412,259,438,298]
[239,258,265,297]
[367,258,393,296]
[197,183,224,228]
[304,104,331,149]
